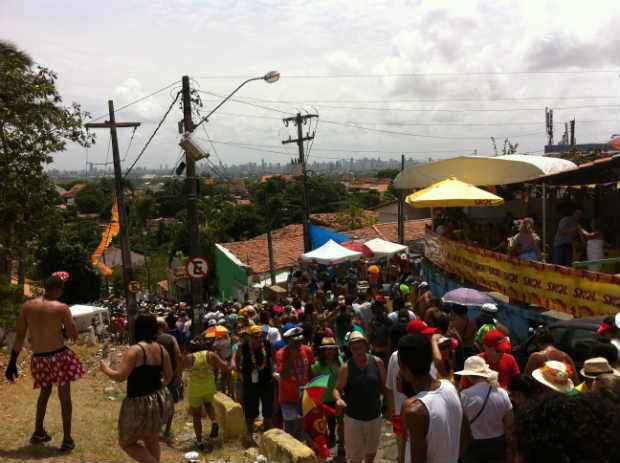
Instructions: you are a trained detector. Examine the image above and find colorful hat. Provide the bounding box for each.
[482,329,511,353]
[247,325,263,336]
[532,360,574,393]
[406,319,438,336]
[283,326,304,341]
[319,337,338,349]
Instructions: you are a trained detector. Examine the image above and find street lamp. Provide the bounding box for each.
[193,70,280,129]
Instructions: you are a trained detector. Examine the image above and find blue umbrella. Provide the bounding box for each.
[441,288,495,307]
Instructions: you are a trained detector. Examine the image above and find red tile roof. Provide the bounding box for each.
[61,182,88,198]
[219,219,430,274]
[310,211,379,231]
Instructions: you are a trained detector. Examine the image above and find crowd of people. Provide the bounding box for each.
[5,268,620,463]
[433,204,611,272]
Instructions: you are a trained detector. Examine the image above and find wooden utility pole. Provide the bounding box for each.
[398,154,405,244]
[282,113,318,252]
[180,76,204,332]
[267,227,276,285]
[85,101,140,340]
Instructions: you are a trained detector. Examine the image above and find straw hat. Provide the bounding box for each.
[348,331,368,345]
[455,356,497,380]
[580,357,620,379]
[319,337,338,349]
[532,360,574,393]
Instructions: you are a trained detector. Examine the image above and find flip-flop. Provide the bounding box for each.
[60,439,75,452]
[30,431,52,444]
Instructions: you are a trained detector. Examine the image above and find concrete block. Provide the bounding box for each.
[212,392,244,440]
[259,428,318,463]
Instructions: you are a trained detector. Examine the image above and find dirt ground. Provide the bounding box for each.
[0,344,253,463]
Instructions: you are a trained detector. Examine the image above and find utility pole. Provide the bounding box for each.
[85,101,140,340]
[398,154,405,244]
[180,75,204,331]
[282,112,318,252]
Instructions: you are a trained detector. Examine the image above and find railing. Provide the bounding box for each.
[424,232,620,318]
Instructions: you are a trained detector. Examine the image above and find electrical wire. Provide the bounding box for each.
[194,69,620,79]
[203,94,620,104]
[89,80,181,122]
[121,127,138,163]
[124,91,181,178]
[319,119,546,140]
[305,116,319,162]
[196,90,294,115]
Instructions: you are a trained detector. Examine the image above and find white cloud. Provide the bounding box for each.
[2,0,620,170]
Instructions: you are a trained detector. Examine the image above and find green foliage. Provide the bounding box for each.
[335,205,378,231]
[350,190,382,209]
[0,41,93,276]
[35,226,101,304]
[0,279,25,330]
[376,168,400,179]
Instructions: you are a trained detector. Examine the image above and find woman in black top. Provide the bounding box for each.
[101,313,173,463]
[236,324,274,447]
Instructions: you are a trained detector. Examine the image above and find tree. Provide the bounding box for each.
[35,228,101,304]
[376,168,400,179]
[336,205,378,231]
[491,137,519,156]
[0,41,93,287]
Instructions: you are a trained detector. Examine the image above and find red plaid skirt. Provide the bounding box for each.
[31,347,84,388]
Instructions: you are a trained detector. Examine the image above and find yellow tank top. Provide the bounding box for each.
[187,350,216,398]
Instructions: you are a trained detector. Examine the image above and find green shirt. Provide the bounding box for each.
[311,358,343,403]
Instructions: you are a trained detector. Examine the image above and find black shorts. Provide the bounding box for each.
[243,381,275,421]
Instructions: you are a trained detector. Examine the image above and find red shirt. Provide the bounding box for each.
[460,352,520,389]
[276,344,315,403]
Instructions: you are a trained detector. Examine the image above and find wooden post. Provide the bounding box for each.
[85,102,140,340]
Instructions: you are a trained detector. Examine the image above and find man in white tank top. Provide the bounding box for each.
[398,333,471,463]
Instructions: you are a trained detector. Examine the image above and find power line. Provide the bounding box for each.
[320,119,546,140]
[196,138,477,159]
[89,80,181,122]
[208,111,620,128]
[292,103,620,113]
[202,94,620,104]
[196,90,294,115]
[194,69,620,79]
[123,91,181,178]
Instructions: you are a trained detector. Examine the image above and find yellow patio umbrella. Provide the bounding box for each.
[405,177,504,208]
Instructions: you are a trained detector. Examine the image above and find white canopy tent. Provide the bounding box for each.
[300,239,363,265]
[393,155,577,189]
[69,304,109,332]
[364,238,408,257]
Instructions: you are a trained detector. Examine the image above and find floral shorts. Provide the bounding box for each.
[31,347,84,389]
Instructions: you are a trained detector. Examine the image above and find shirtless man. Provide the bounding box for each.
[4,274,83,451]
[524,327,579,384]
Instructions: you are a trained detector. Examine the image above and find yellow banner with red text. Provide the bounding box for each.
[425,232,620,317]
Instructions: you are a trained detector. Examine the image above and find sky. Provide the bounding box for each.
[2,0,620,173]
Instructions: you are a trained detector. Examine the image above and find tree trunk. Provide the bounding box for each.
[17,245,26,291]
